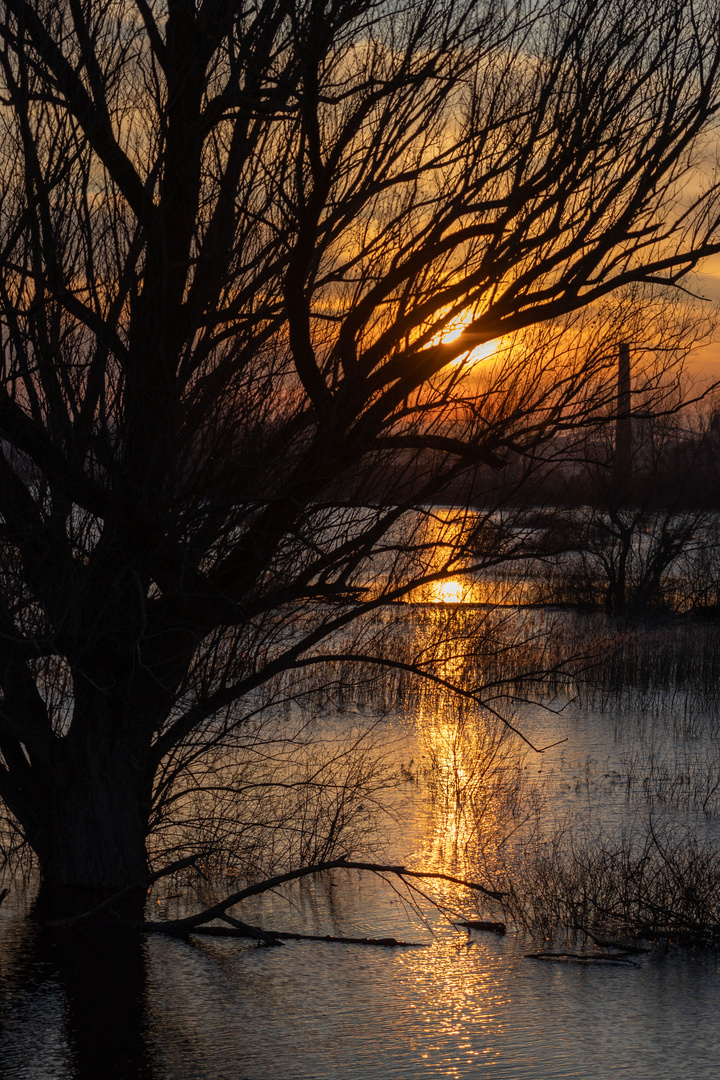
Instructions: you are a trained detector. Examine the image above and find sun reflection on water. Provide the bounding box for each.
[405,651,535,908]
[411,575,530,607]
[396,509,532,607]
[430,579,467,604]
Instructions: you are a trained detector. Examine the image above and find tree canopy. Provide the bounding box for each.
[0,0,719,902]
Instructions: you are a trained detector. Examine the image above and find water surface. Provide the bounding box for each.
[2,610,720,1079]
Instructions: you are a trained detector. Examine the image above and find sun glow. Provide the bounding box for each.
[454,339,498,366]
[436,311,498,367]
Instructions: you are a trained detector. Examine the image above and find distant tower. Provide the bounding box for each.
[614,341,632,492]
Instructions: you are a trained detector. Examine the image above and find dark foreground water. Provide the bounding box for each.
[3,611,720,1079]
[1,870,719,1080]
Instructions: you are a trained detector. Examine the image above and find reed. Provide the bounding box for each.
[494,818,720,944]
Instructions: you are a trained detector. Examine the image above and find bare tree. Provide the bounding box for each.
[529,400,720,612]
[0,0,719,908]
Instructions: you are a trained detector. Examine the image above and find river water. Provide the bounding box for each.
[1,863,719,1079]
[1,607,720,1079]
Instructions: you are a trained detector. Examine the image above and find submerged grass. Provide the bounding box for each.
[435,611,720,948]
[494,819,720,946]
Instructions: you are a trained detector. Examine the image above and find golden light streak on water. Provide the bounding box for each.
[430,579,467,604]
[411,574,530,607]
[400,618,534,904]
[417,709,479,870]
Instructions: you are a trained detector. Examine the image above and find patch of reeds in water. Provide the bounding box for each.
[410,610,720,948]
[493,819,720,946]
[577,617,720,709]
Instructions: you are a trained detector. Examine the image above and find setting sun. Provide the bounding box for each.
[437,313,498,367]
[455,339,498,366]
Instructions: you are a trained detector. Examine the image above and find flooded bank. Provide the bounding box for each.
[1,864,719,1080]
[2,609,720,1078]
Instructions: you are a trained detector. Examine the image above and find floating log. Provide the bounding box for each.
[455,920,506,935]
[188,924,425,947]
[573,924,648,954]
[525,951,637,966]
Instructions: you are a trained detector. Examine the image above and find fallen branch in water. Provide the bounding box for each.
[132,856,504,937]
[526,951,638,966]
[455,920,506,935]
[572,924,648,954]
[217,913,284,946]
[52,855,500,947]
[181,924,425,947]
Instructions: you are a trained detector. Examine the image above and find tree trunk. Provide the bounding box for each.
[18,740,154,919]
[38,780,149,888]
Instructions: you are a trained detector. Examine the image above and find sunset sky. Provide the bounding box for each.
[691,262,720,385]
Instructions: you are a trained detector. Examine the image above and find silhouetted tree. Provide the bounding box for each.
[0,0,719,906]
[536,406,717,612]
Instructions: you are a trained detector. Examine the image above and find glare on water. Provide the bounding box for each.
[2,509,720,1078]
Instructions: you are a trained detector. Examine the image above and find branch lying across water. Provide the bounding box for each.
[136,856,505,936]
[525,951,638,966]
[173,912,421,948]
[572,924,649,954]
[178,924,425,947]
[455,919,506,935]
[48,856,502,946]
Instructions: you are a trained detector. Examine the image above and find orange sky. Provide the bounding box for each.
[688,340,720,387]
[685,264,720,389]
